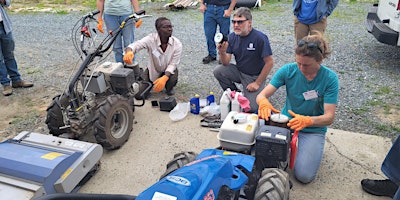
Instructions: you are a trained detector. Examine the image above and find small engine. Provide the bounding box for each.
[82,62,137,95]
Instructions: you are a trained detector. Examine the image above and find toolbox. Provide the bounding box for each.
[255,125,290,162]
[217,111,259,152]
[159,96,177,112]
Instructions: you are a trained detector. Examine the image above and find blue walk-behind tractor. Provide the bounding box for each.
[35,111,293,200]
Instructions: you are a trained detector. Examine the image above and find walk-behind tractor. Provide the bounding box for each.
[37,111,295,200]
[45,11,151,150]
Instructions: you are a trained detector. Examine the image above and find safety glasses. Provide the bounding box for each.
[298,40,323,54]
[231,19,248,25]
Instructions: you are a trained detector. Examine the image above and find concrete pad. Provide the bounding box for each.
[79,101,394,199]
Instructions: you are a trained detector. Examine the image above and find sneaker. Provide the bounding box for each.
[166,89,175,96]
[202,55,216,64]
[2,85,12,96]
[12,80,34,88]
[361,179,398,198]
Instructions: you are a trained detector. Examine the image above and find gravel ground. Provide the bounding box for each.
[1,2,399,141]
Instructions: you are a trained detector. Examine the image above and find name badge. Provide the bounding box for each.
[303,90,318,100]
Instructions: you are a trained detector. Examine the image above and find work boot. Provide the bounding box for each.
[166,88,175,96]
[2,85,12,96]
[361,179,398,198]
[202,55,216,64]
[12,80,34,88]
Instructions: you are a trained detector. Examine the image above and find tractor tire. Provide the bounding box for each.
[94,94,134,150]
[159,151,197,179]
[45,94,69,136]
[254,168,290,200]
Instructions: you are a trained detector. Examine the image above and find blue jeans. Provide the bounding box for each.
[382,135,400,199]
[203,5,230,58]
[294,131,326,183]
[0,23,21,86]
[104,14,135,63]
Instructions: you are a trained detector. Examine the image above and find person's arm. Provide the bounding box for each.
[326,0,339,17]
[246,55,274,92]
[217,41,232,65]
[130,0,141,13]
[96,0,104,17]
[309,103,336,127]
[223,0,237,17]
[256,84,277,103]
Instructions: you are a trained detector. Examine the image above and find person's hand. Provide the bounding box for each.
[153,75,169,92]
[97,17,104,34]
[257,97,280,120]
[217,41,228,53]
[246,82,260,92]
[123,51,134,65]
[199,4,206,13]
[287,110,313,131]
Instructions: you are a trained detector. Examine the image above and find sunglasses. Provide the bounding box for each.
[298,40,323,54]
[231,19,248,25]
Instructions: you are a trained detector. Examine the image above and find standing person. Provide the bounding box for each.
[293,0,338,42]
[97,0,141,64]
[361,135,400,199]
[214,7,274,113]
[123,17,182,98]
[199,0,236,64]
[0,0,33,96]
[256,31,339,183]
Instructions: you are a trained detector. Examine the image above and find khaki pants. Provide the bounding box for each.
[294,16,327,42]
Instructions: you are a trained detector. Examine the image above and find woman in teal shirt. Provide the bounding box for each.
[256,31,339,183]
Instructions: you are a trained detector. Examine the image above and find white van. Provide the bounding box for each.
[366,0,400,46]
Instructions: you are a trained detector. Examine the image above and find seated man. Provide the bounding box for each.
[124,17,182,99]
[361,135,400,199]
[213,7,274,112]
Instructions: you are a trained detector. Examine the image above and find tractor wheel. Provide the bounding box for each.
[94,94,134,150]
[45,94,69,136]
[254,168,290,200]
[159,151,197,179]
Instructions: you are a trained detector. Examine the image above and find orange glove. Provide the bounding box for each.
[123,51,134,65]
[287,110,313,131]
[153,75,169,92]
[135,19,142,28]
[97,17,104,34]
[257,98,280,120]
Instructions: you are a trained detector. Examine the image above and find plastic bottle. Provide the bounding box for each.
[190,94,200,114]
[206,91,215,105]
[219,90,231,121]
[231,92,241,113]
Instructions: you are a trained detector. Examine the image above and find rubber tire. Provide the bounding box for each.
[94,94,134,150]
[254,168,290,200]
[45,94,69,136]
[159,151,197,179]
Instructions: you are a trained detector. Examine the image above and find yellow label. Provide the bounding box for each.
[41,152,64,160]
[61,168,73,179]
[251,115,258,121]
[246,125,252,132]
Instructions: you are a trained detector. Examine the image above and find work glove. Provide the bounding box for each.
[97,17,104,34]
[257,97,280,120]
[287,110,313,131]
[153,75,169,92]
[123,51,134,65]
[135,19,142,28]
